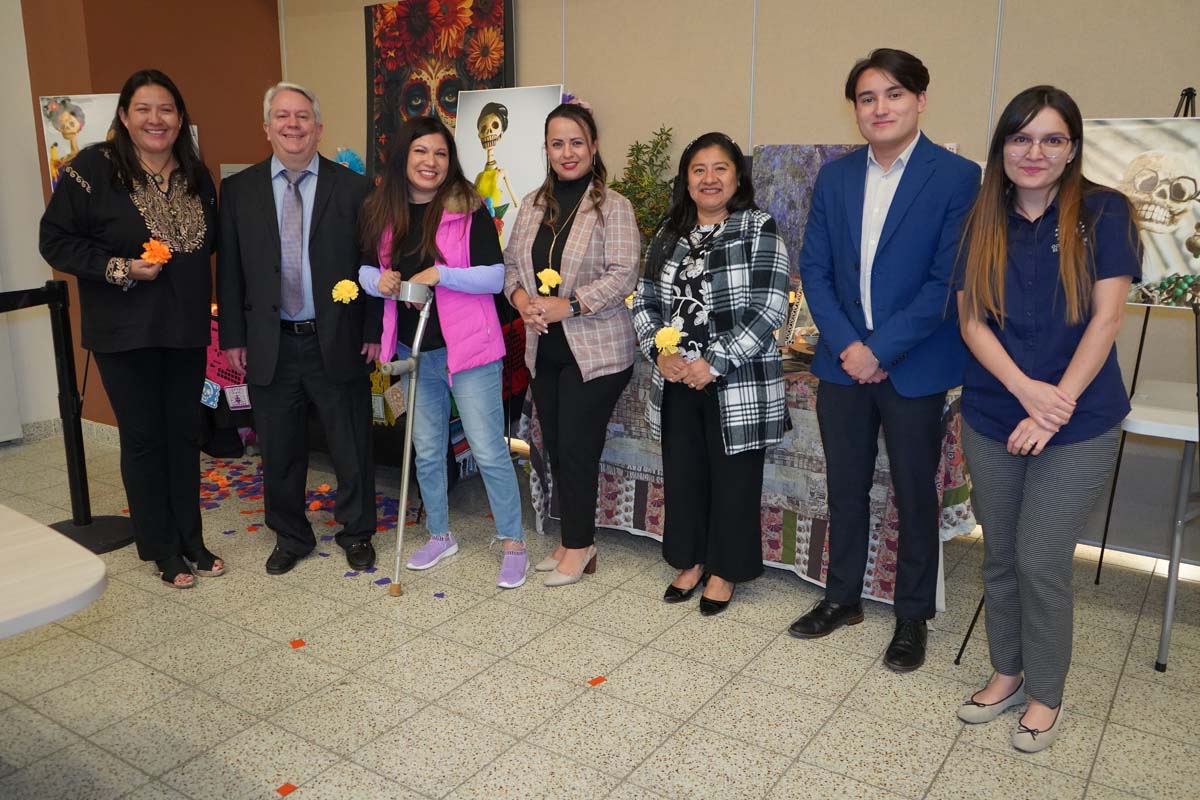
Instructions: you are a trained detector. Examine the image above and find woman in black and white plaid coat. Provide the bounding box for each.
[632,132,790,616]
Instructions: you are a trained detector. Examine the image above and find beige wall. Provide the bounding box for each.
[282,0,1200,560]
[282,0,1198,166]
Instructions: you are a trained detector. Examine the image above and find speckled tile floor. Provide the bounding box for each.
[0,433,1198,799]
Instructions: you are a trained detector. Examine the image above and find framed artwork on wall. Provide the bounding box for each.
[364,0,515,179]
[39,94,118,190]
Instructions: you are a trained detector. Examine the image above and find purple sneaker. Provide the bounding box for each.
[497,548,528,589]
[406,534,458,570]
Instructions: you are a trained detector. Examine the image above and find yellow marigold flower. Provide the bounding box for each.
[536,268,562,296]
[332,279,359,304]
[654,325,682,355]
[141,239,171,265]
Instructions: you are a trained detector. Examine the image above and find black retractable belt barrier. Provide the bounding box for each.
[0,279,133,553]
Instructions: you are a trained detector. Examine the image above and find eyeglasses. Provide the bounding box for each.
[1131,168,1200,203]
[1003,133,1073,159]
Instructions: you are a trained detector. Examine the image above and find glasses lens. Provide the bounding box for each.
[1042,137,1069,155]
[1004,135,1029,155]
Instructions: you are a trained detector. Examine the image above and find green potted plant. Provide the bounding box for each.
[610,125,674,247]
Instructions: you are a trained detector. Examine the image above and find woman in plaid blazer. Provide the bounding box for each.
[503,103,641,587]
[632,132,790,615]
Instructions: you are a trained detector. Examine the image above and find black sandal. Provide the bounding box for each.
[182,546,226,577]
[155,555,196,589]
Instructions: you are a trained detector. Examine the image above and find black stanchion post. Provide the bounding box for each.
[45,280,90,525]
[41,280,133,553]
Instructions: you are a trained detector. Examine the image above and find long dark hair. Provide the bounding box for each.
[359,115,478,266]
[532,103,608,225]
[644,132,756,277]
[959,85,1130,326]
[101,69,206,194]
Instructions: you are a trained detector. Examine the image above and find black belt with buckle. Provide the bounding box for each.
[280,319,318,335]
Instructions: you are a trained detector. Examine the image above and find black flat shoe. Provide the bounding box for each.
[265,546,301,576]
[345,541,376,570]
[699,584,735,616]
[788,599,864,638]
[663,572,708,603]
[884,617,928,672]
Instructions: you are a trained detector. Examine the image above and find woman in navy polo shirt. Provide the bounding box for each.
[953,86,1140,752]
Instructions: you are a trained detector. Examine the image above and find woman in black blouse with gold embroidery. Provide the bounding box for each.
[40,69,222,589]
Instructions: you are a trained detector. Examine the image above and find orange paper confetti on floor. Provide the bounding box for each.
[587,676,606,686]
[289,639,305,649]
[308,500,322,511]
[276,783,297,796]
[316,483,331,492]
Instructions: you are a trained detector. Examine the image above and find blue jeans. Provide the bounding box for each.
[403,346,524,542]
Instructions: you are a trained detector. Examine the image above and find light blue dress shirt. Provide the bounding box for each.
[271,152,320,321]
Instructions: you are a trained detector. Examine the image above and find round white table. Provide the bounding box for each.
[0,503,107,639]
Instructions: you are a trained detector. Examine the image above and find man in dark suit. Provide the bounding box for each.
[217,82,382,575]
[792,49,981,670]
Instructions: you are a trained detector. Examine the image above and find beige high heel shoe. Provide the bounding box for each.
[533,555,560,572]
[543,546,597,587]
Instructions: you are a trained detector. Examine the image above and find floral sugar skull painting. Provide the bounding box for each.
[367,0,510,177]
[1084,117,1200,283]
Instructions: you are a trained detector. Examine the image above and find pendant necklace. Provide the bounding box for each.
[139,156,173,189]
[547,185,588,265]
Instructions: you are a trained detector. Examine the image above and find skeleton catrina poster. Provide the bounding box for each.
[454,84,564,245]
[365,0,514,179]
[1083,117,1200,284]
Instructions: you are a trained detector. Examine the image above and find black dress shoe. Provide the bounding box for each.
[699,584,735,616]
[265,546,300,576]
[788,600,864,639]
[663,572,708,604]
[345,541,376,570]
[884,618,928,672]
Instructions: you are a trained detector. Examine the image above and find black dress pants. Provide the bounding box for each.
[93,347,207,563]
[248,330,376,556]
[661,382,767,583]
[816,379,946,619]
[531,325,631,549]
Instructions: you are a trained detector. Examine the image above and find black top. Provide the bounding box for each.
[39,145,217,353]
[373,202,503,351]
[530,174,591,297]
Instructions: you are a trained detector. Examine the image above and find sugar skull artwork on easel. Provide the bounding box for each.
[455,84,564,245]
[1084,117,1200,284]
[473,101,519,230]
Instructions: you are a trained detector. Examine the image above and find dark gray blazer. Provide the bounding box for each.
[216,155,380,385]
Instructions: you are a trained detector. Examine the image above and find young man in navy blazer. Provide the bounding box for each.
[792,49,980,671]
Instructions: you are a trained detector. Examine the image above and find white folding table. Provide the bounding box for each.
[1123,380,1199,671]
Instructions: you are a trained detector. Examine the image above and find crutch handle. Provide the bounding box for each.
[392,280,434,305]
[379,358,416,376]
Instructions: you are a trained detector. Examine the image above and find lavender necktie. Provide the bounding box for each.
[280,169,309,317]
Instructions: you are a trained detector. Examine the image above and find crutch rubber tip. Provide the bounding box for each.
[388,583,403,597]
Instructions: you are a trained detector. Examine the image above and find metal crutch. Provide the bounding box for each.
[381,280,434,597]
